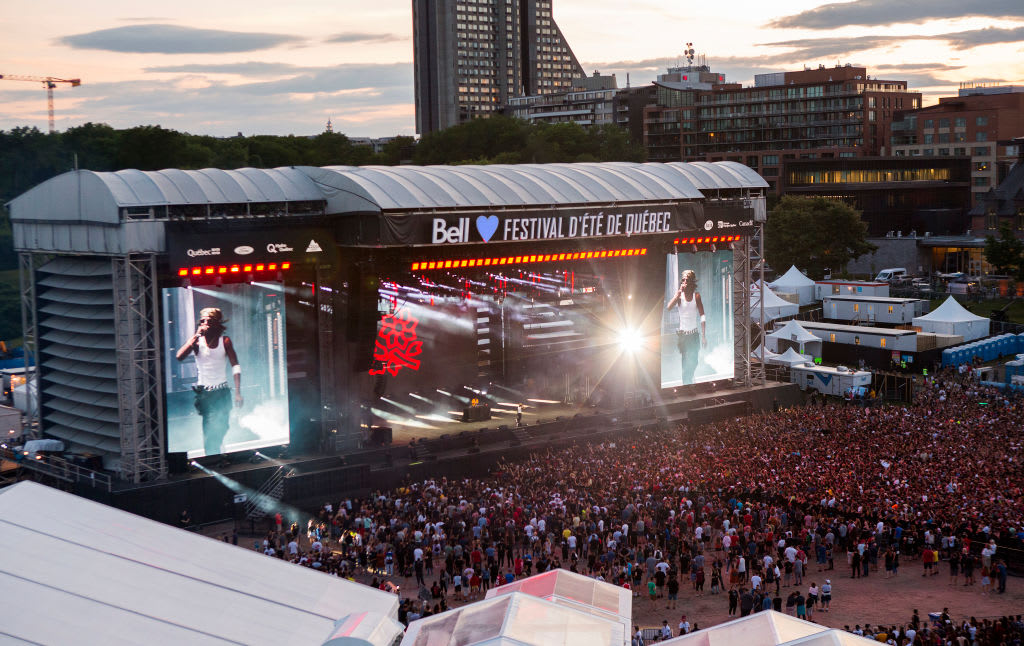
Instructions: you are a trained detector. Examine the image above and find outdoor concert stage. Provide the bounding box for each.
[90,380,800,526]
[11,161,771,520]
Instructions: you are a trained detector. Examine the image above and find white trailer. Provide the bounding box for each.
[791,364,872,397]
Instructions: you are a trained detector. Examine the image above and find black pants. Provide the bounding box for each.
[194,386,231,456]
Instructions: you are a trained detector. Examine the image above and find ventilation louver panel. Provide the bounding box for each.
[36,257,121,461]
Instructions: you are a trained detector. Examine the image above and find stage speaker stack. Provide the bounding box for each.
[168,452,189,474]
[347,263,381,371]
[461,404,491,423]
[369,426,392,446]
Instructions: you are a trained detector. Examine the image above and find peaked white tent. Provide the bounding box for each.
[769,347,814,367]
[660,610,827,646]
[485,568,631,643]
[751,346,780,363]
[766,319,822,356]
[751,283,799,323]
[769,266,816,305]
[0,482,399,646]
[913,296,990,342]
[401,591,625,646]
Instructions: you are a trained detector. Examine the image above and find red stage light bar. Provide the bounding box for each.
[176,263,293,278]
[410,247,648,272]
[672,234,743,245]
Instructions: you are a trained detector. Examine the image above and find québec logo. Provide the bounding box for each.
[306,239,323,253]
[187,247,220,257]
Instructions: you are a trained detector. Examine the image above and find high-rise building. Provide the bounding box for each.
[413,0,585,135]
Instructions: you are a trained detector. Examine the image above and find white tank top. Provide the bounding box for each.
[677,292,698,332]
[196,335,228,387]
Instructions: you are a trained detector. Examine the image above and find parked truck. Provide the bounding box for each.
[791,364,872,397]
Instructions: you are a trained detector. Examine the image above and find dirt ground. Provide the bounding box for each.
[207,519,1020,635]
[629,559,1022,635]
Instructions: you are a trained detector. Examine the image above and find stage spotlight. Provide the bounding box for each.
[189,460,198,467]
[616,328,643,354]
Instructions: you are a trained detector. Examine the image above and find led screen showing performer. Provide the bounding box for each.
[660,250,734,387]
[163,283,289,458]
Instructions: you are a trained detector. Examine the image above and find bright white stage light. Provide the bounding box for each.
[616,328,643,353]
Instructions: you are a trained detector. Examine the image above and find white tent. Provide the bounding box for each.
[485,568,631,643]
[323,612,405,646]
[769,266,817,305]
[401,591,625,646]
[913,296,990,342]
[660,610,827,646]
[751,283,799,323]
[750,346,780,363]
[768,347,814,367]
[766,320,822,356]
[0,481,399,646]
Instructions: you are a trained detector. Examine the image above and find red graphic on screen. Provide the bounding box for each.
[369,309,423,376]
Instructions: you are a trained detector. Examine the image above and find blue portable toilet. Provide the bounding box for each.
[942,348,953,367]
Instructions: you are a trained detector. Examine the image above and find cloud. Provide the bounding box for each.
[772,0,1024,29]
[0,61,417,137]
[145,62,309,77]
[873,63,965,71]
[759,35,908,61]
[142,62,412,92]
[325,32,405,44]
[942,26,1024,49]
[58,24,304,54]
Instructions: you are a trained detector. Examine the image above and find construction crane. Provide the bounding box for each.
[0,74,81,134]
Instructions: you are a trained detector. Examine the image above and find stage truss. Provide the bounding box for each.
[732,216,766,389]
[18,252,43,440]
[113,255,166,482]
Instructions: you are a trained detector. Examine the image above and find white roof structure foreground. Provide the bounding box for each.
[0,482,398,646]
[660,611,879,646]
[484,568,632,641]
[401,592,625,646]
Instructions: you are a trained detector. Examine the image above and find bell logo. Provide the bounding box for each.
[432,218,470,244]
[306,239,323,253]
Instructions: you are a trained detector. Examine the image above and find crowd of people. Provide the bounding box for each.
[253,369,1022,632]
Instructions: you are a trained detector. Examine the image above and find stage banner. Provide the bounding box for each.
[385,203,694,246]
[383,200,756,246]
[166,226,337,269]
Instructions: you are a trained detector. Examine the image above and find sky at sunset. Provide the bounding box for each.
[1,0,1022,137]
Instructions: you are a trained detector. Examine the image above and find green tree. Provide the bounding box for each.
[765,196,876,280]
[984,222,1024,277]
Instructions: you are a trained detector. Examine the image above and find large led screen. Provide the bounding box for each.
[163,283,289,458]
[660,251,735,387]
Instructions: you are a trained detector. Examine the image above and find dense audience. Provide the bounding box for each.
[255,369,1023,630]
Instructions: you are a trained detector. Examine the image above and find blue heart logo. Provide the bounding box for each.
[476,215,499,242]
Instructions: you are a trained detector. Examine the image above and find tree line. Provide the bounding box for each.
[0,118,646,344]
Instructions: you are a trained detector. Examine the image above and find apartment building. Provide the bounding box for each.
[413,0,585,134]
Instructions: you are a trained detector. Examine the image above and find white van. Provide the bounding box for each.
[875,268,908,283]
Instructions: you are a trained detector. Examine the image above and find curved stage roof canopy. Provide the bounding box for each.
[10,161,766,223]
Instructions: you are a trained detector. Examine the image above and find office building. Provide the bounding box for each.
[506,72,616,127]
[780,156,971,236]
[413,0,585,134]
[889,85,1024,207]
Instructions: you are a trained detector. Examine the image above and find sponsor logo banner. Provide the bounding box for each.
[167,227,335,268]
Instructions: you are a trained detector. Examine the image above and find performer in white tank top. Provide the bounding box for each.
[666,269,707,384]
[195,335,228,387]
[175,307,242,456]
